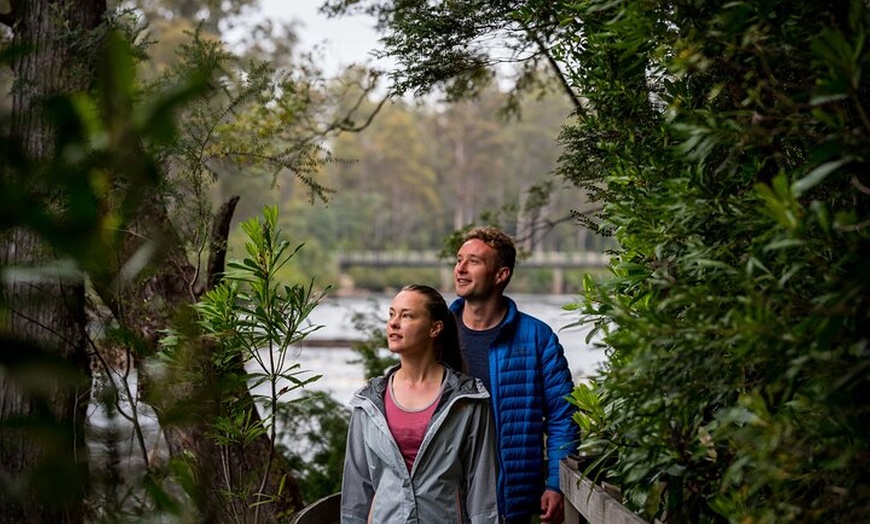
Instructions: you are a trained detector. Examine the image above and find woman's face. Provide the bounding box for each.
[387,290,441,356]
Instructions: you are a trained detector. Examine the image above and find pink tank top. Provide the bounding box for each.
[385,375,442,473]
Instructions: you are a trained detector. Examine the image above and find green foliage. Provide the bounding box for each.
[565,1,870,522]
[140,25,342,293]
[219,206,328,406]
[160,205,329,515]
[3,4,353,519]
[330,0,869,521]
[1,26,212,520]
[566,381,619,467]
[0,28,209,285]
[322,0,573,105]
[275,391,350,504]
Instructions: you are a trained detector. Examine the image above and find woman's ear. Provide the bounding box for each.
[430,320,443,338]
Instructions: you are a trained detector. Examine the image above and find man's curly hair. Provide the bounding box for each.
[463,226,516,285]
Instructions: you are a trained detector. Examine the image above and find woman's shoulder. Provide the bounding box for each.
[350,372,390,405]
[445,367,490,398]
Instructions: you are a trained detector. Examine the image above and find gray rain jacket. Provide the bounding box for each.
[340,365,499,524]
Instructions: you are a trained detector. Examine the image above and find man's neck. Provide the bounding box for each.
[461,295,507,331]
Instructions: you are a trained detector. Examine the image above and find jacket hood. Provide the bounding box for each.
[350,363,489,412]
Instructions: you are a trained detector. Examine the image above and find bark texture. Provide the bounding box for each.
[2,1,303,520]
[0,1,105,522]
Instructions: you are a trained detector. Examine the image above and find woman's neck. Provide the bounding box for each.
[395,358,443,384]
[392,359,445,411]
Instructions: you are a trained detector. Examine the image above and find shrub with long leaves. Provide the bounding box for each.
[161,205,329,518]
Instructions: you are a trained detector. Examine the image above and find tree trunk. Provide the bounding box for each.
[0,1,105,522]
[1,1,303,520]
[95,193,303,522]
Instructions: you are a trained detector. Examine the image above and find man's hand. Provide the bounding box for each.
[540,489,564,524]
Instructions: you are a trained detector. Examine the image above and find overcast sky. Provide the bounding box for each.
[256,0,384,74]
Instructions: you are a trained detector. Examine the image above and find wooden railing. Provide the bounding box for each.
[561,456,649,524]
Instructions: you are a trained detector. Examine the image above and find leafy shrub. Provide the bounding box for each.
[568,1,870,522]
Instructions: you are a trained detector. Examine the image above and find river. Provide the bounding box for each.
[264,293,608,406]
[87,293,607,504]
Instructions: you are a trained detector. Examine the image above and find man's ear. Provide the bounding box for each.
[495,267,511,286]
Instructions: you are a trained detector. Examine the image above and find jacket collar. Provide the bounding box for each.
[352,362,488,408]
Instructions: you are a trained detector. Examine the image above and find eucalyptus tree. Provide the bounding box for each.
[430,88,511,231]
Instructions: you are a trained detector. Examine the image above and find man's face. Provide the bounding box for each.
[454,238,507,300]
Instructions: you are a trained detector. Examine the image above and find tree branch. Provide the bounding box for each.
[340,94,389,132]
[527,31,584,114]
[205,195,240,293]
[323,89,391,134]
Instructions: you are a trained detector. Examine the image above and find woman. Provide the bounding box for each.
[340,284,499,524]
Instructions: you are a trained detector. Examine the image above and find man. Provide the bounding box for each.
[450,226,578,524]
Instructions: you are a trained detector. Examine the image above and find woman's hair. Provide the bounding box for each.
[401,284,466,373]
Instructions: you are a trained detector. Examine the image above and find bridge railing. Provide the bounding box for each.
[336,250,609,269]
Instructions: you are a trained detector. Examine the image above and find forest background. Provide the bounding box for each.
[2,0,868,523]
[0,0,604,296]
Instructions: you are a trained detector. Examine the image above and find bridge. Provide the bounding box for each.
[335,250,610,293]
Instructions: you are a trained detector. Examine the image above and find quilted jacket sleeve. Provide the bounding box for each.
[541,329,580,492]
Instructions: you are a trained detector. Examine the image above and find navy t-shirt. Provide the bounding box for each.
[456,319,500,394]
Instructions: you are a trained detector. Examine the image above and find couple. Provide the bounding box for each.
[340,227,578,524]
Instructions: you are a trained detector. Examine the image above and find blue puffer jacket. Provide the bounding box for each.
[450,297,579,521]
